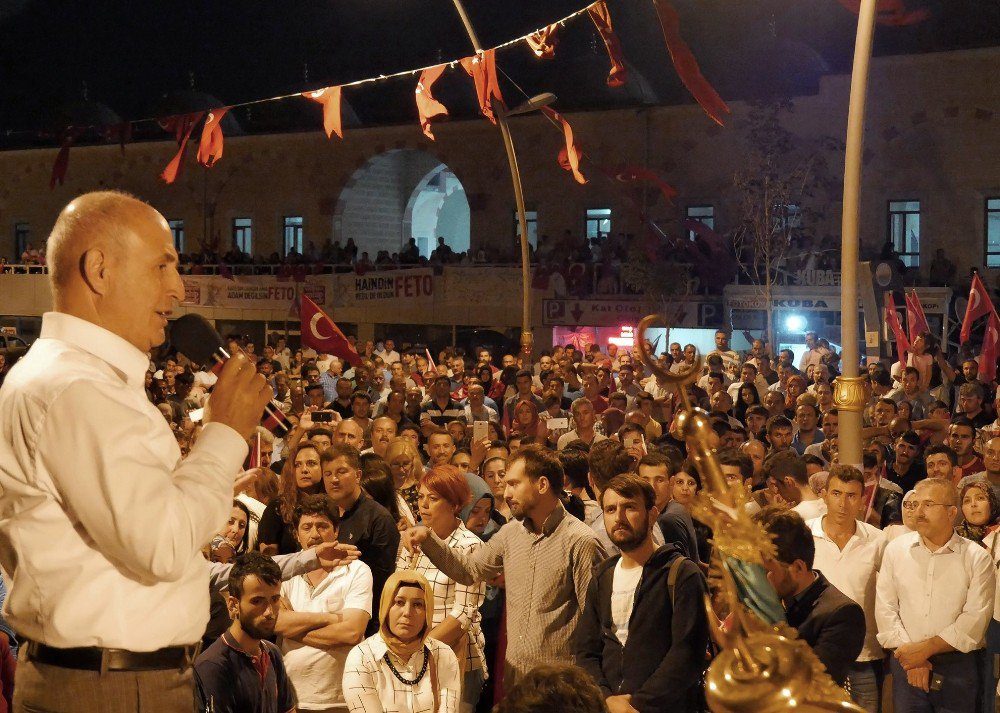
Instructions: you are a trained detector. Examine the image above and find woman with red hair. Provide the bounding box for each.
[398,465,487,711]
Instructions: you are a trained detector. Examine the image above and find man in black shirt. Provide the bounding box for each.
[195,553,296,713]
[887,431,926,492]
[320,443,399,635]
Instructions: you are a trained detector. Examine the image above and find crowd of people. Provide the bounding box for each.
[1,190,997,713]
[101,321,997,713]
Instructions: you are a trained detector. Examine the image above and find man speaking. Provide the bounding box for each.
[0,191,273,711]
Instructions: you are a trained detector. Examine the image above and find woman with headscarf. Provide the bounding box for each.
[506,399,540,440]
[398,466,487,711]
[343,571,461,713]
[958,480,1000,546]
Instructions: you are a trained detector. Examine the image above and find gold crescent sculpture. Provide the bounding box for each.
[635,314,864,713]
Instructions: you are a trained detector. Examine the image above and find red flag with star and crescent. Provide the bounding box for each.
[980,312,1000,382]
[299,294,362,367]
[904,289,929,342]
[884,293,910,366]
[961,272,996,344]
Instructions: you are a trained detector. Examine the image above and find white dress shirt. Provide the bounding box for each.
[875,530,995,652]
[280,560,373,709]
[808,516,887,661]
[0,312,248,650]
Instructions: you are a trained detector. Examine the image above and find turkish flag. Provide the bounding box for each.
[302,87,343,140]
[197,108,229,168]
[980,312,1000,382]
[589,1,627,88]
[541,106,586,184]
[300,294,362,367]
[526,24,559,59]
[160,112,205,184]
[884,293,910,366]
[416,65,449,140]
[460,49,503,124]
[961,272,995,344]
[650,0,730,126]
[904,290,929,342]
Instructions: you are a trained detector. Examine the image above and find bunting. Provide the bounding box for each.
[650,0,731,126]
[302,86,344,139]
[415,65,449,140]
[460,49,504,124]
[49,130,77,190]
[542,106,586,184]
[609,165,676,204]
[589,1,628,88]
[159,112,205,184]
[196,108,229,168]
[526,24,560,59]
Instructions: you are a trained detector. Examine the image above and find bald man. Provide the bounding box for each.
[0,191,273,711]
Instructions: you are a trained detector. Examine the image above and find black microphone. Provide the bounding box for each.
[170,313,292,437]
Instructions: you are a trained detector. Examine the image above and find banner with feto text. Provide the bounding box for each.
[180,276,329,309]
[179,269,435,310]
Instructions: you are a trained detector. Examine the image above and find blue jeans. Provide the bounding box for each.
[847,660,884,713]
[890,651,983,713]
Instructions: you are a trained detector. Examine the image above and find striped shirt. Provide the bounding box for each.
[397,521,487,679]
[419,398,464,428]
[419,504,605,684]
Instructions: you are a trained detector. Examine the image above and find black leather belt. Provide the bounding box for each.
[24,640,201,673]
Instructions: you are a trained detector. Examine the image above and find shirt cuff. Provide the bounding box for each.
[876,628,911,650]
[937,625,979,654]
[196,422,250,472]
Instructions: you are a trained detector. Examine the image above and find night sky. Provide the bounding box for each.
[0,0,994,145]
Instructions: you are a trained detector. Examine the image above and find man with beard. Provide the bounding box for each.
[195,552,297,713]
[403,445,604,685]
[576,474,709,713]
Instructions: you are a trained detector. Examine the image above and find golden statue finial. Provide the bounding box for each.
[634,314,864,713]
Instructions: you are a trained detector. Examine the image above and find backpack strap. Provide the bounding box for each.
[667,555,685,609]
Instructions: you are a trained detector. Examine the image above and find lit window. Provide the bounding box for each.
[888,200,920,267]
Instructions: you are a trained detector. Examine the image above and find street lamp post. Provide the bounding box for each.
[835,0,879,467]
[449,0,534,361]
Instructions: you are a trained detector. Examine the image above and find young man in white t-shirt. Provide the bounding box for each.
[575,474,709,712]
[275,494,372,712]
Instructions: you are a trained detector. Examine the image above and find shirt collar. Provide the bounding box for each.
[911,530,965,553]
[523,502,567,536]
[40,312,150,389]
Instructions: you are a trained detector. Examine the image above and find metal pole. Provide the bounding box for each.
[835,0,878,467]
[450,0,533,360]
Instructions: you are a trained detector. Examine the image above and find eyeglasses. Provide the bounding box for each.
[902,500,950,511]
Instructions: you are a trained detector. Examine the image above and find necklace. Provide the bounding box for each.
[383,646,429,685]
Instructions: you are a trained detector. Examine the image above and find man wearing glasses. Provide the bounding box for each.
[875,478,995,712]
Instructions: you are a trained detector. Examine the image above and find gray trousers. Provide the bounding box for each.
[13,648,195,713]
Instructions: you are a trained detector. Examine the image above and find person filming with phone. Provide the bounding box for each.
[0,191,275,711]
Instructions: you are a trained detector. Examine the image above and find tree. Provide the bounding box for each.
[729,99,843,348]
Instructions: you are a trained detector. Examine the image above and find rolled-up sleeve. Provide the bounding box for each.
[40,382,246,583]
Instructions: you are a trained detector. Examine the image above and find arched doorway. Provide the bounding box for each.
[334,149,470,260]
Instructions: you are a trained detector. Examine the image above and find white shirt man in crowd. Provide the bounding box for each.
[808,464,887,713]
[0,191,273,709]
[276,494,372,713]
[876,478,995,712]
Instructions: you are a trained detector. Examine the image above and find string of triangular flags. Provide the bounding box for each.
[48,0,733,190]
